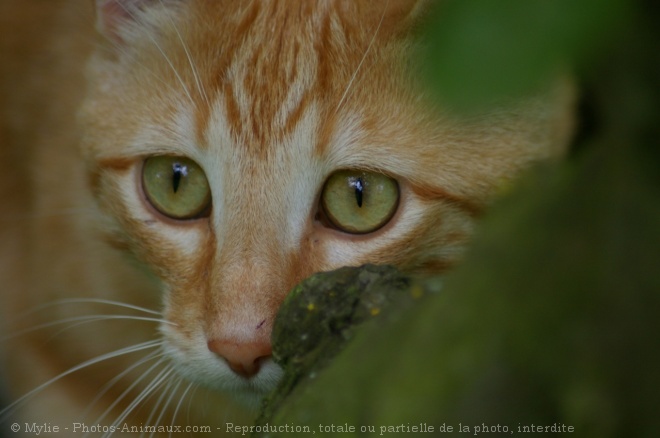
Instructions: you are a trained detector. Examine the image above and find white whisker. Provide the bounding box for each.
[104,365,176,437]
[81,350,164,422]
[115,2,194,105]
[2,315,174,343]
[55,298,162,315]
[159,0,210,107]
[184,383,201,428]
[100,41,183,99]
[10,298,161,322]
[334,0,390,115]
[0,340,161,423]
[142,374,175,434]
[88,356,168,438]
[147,376,183,438]
[169,380,194,438]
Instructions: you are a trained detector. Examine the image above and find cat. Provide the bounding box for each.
[0,0,575,435]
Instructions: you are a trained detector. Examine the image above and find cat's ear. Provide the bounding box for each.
[94,0,159,42]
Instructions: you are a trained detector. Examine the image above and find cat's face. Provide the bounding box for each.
[80,0,573,404]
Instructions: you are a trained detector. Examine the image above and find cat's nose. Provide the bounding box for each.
[207,339,272,378]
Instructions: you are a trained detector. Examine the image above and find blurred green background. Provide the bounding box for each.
[259,0,659,437]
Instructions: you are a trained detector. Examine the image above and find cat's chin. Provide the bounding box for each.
[174,359,282,411]
[202,359,283,401]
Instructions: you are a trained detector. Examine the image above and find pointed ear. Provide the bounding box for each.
[94,0,157,42]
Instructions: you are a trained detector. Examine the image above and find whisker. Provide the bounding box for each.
[81,350,164,422]
[184,382,201,428]
[2,315,175,343]
[104,365,176,437]
[147,375,183,438]
[99,41,183,100]
[55,298,162,315]
[115,2,195,105]
[158,0,210,107]
[169,380,194,438]
[334,0,390,115]
[0,340,161,423]
[142,373,175,434]
[87,355,168,438]
[9,298,161,324]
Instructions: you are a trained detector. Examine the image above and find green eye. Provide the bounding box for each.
[142,156,211,220]
[320,170,399,234]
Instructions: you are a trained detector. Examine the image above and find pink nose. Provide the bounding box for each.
[207,339,272,378]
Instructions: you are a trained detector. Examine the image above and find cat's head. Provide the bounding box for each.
[79,0,574,404]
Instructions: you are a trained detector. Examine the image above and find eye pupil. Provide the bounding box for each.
[353,178,364,208]
[171,162,187,193]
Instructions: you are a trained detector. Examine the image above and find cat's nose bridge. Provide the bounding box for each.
[204,305,275,378]
[210,242,292,308]
[204,255,288,376]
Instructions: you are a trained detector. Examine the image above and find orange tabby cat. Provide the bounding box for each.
[0,0,574,434]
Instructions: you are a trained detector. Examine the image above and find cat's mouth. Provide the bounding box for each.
[160,326,283,406]
[198,356,283,410]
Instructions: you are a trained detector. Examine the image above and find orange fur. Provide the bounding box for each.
[0,0,575,434]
